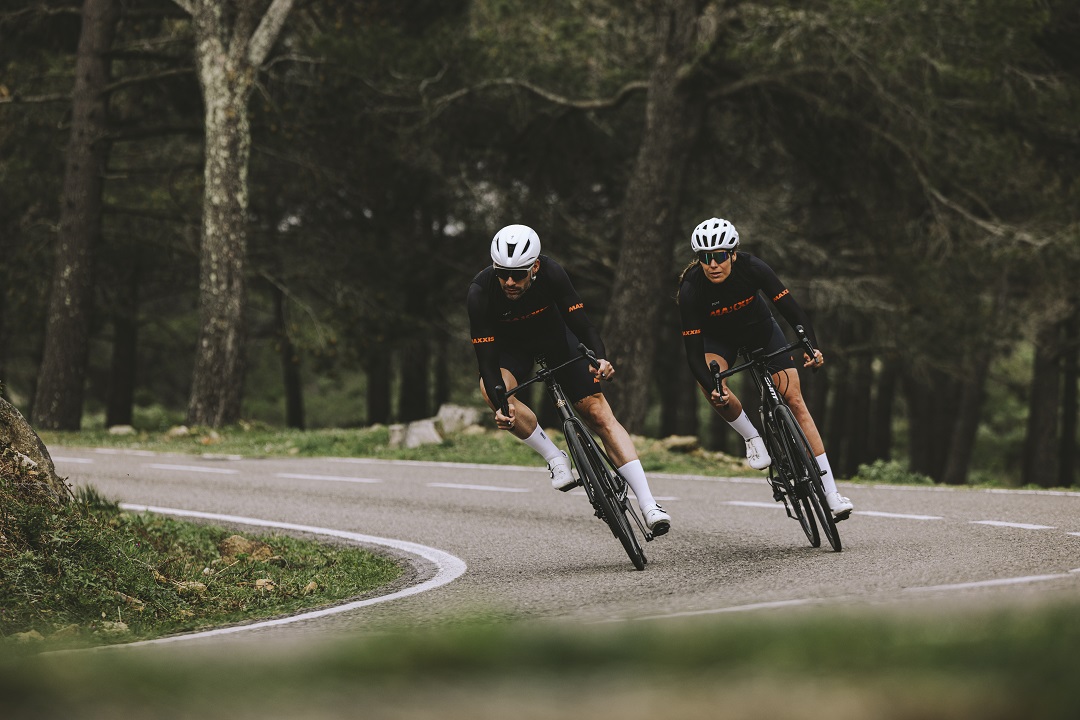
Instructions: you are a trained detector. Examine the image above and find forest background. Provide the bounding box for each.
[1,0,1078,490]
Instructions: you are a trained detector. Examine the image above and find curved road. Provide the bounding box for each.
[51,446,1080,640]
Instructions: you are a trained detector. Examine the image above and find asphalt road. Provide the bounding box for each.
[50,446,1080,642]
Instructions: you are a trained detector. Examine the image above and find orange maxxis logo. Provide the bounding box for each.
[682,329,701,336]
[472,337,495,344]
[710,296,755,317]
[503,307,548,322]
[567,303,584,312]
[772,289,790,302]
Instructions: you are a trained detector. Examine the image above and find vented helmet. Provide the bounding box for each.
[690,218,739,252]
[490,224,541,268]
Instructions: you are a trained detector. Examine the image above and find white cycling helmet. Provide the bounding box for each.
[690,217,739,252]
[490,224,541,268]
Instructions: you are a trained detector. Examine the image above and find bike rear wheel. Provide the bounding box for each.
[777,406,841,552]
[767,426,820,547]
[565,419,646,570]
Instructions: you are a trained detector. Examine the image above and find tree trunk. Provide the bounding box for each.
[843,349,874,477]
[180,0,296,427]
[870,356,899,461]
[273,283,304,429]
[658,304,699,437]
[1060,304,1078,488]
[366,352,391,425]
[1022,318,1062,488]
[433,336,450,410]
[32,0,119,430]
[0,288,7,400]
[105,246,140,428]
[905,367,959,482]
[940,349,992,486]
[397,338,430,421]
[602,0,706,433]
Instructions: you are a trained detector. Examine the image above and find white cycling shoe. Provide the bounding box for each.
[826,491,854,520]
[643,505,671,536]
[548,452,579,492]
[745,436,771,470]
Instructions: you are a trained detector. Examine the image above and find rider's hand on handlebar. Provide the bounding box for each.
[592,358,615,382]
[803,349,825,369]
[494,404,516,430]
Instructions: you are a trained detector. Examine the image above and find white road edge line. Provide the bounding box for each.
[101,504,467,648]
[607,570,1080,623]
[427,482,530,493]
[602,597,825,622]
[970,520,1056,531]
[276,473,382,484]
[906,573,1075,592]
[856,510,944,521]
[145,464,239,475]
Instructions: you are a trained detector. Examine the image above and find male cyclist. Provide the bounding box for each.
[467,224,671,535]
[677,217,852,519]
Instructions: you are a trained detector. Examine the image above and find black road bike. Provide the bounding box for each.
[495,345,652,570]
[712,326,842,552]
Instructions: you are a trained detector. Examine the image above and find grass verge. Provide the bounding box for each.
[0,449,402,650]
[40,422,750,477]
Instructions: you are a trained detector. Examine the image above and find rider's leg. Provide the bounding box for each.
[479,372,573,489]
[773,368,852,516]
[703,352,770,469]
[575,393,670,533]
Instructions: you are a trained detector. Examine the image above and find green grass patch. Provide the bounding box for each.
[39,422,750,478]
[0,452,402,650]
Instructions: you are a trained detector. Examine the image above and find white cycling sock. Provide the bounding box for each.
[727,411,760,441]
[618,459,658,513]
[522,426,564,464]
[816,452,840,495]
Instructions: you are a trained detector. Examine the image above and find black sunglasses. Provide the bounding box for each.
[697,250,731,265]
[494,266,531,281]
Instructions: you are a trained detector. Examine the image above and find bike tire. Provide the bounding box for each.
[777,406,841,552]
[565,419,647,571]
[766,418,820,547]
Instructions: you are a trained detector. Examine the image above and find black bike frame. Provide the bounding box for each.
[493,345,654,544]
[715,325,824,481]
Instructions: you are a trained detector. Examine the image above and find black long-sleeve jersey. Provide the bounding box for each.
[467,255,606,401]
[677,253,816,392]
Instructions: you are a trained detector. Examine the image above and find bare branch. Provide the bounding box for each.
[427,77,649,117]
[103,67,194,95]
[248,0,296,68]
[0,3,80,24]
[0,92,69,105]
[170,0,194,15]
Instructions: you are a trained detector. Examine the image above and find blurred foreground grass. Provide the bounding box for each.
[2,603,1077,719]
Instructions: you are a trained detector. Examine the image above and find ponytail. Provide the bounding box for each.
[675,257,698,304]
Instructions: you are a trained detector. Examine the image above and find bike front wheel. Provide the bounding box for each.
[766,419,819,548]
[565,418,646,570]
[777,406,841,552]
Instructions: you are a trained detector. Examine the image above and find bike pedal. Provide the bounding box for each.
[556,479,582,492]
[833,509,852,523]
